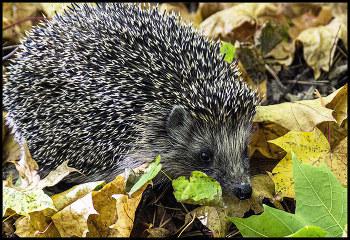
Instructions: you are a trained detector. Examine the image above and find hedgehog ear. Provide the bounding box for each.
[167,105,192,137]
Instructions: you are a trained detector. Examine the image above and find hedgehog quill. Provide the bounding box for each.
[3,3,260,199]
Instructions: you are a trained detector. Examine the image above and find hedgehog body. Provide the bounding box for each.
[4,3,259,199]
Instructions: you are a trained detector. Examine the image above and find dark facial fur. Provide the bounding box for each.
[3,3,259,199]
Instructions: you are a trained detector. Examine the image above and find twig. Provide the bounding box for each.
[265,63,286,90]
[285,80,329,86]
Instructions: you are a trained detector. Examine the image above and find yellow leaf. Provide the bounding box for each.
[269,128,347,198]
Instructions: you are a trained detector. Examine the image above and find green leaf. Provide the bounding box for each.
[286,226,327,237]
[227,204,306,237]
[127,155,162,196]
[292,151,347,237]
[228,152,347,237]
[220,41,235,62]
[172,171,223,207]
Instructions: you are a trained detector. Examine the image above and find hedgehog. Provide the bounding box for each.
[3,3,260,200]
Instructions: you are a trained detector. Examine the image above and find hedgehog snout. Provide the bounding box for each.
[233,183,252,200]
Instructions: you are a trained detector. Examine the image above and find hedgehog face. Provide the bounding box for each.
[166,105,253,200]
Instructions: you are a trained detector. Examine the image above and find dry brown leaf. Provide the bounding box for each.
[235,42,266,73]
[255,101,336,132]
[2,3,43,41]
[318,121,348,151]
[295,20,346,79]
[50,182,104,212]
[2,112,22,163]
[87,176,125,237]
[200,3,285,44]
[265,41,295,66]
[249,121,289,159]
[145,228,170,237]
[159,3,202,29]
[36,161,81,190]
[254,21,287,55]
[109,192,143,237]
[278,3,322,19]
[192,205,233,237]
[8,141,40,190]
[51,193,98,237]
[198,3,237,21]
[14,211,60,237]
[288,6,333,39]
[324,83,348,126]
[326,3,347,30]
[250,174,284,212]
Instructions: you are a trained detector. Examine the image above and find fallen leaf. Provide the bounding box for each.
[249,121,289,159]
[295,20,346,79]
[269,128,347,198]
[14,211,60,237]
[255,100,336,132]
[51,193,98,237]
[200,3,286,44]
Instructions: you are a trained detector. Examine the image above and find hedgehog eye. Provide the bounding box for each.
[199,150,212,162]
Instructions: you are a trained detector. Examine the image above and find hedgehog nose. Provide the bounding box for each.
[233,184,252,200]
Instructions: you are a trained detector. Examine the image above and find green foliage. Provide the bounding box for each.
[172,171,224,207]
[220,41,235,62]
[228,151,347,237]
[292,151,347,237]
[286,226,327,237]
[127,155,162,196]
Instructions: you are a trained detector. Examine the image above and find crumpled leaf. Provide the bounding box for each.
[7,141,40,190]
[36,161,82,189]
[51,192,98,237]
[264,40,295,66]
[88,173,148,237]
[249,174,284,213]
[255,21,288,55]
[323,83,347,126]
[234,41,266,73]
[249,121,289,159]
[200,3,286,44]
[192,205,232,237]
[109,193,143,237]
[14,211,60,237]
[295,19,347,79]
[50,181,104,212]
[4,140,80,191]
[288,6,333,39]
